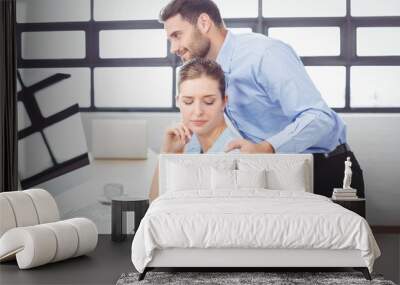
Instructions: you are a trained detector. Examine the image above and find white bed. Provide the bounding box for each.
[131,154,380,280]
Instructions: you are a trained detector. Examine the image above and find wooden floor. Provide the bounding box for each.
[0,235,133,285]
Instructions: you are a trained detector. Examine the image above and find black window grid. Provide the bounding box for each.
[16,0,400,113]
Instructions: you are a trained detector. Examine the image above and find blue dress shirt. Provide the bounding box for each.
[184,127,240,154]
[216,31,347,154]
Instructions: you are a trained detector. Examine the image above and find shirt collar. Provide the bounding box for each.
[207,128,230,153]
[216,31,236,74]
[185,128,232,154]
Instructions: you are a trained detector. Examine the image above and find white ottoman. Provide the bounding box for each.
[0,189,98,269]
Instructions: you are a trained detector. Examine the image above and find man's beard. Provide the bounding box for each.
[182,28,211,62]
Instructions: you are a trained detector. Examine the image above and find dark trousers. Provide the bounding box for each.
[313,148,365,198]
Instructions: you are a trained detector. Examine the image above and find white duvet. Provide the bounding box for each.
[131,190,380,273]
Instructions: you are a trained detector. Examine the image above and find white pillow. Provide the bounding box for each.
[210,168,267,191]
[237,158,309,192]
[236,169,267,189]
[166,159,235,192]
[211,168,236,190]
[267,162,307,191]
[167,162,209,191]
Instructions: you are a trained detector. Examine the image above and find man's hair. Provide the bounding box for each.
[178,58,225,98]
[159,0,224,27]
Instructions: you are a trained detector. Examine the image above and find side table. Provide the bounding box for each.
[112,196,149,242]
[331,198,366,218]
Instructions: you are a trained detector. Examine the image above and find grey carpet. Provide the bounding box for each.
[116,271,396,285]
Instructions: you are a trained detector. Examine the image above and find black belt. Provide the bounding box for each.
[326,143,351,158]
[313,143,351,159]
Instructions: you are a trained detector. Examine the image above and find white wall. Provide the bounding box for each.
[342,114,400,226]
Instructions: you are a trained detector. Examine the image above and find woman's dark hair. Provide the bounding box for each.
[159,0,224,27]
[178,58,225,98]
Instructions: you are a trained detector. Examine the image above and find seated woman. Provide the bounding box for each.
[149,58,240,201]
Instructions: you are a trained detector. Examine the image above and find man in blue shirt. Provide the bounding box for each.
[159,0,364,198]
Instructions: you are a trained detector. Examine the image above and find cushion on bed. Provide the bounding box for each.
[211,168,236,191]
[237,158,309,192]
[210,169,267,191]
[166,159,235,192]
[236,169,267,189]
[267,162,307,191]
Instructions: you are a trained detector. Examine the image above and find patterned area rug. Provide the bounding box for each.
[116,271,396,285]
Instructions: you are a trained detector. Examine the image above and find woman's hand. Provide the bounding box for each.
[161,123,193,153]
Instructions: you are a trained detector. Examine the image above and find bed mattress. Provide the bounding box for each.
[131,190,380,273]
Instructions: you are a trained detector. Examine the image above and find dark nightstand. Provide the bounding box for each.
[111,196,149,242]
[331,198,366,218]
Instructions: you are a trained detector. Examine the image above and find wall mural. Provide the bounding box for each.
[15,1,176,188]
[17,71,89,189]
[15,1,167,188]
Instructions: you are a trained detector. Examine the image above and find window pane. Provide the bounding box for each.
[19,68,91,117]
[17,0,90,23]
[268,27,340,56]
[22,31,86,59]
[17,102,32,131]
[94,67,173,108]
[43,114,88,163]
[351,0,400,16]
[263,0,346,17]
[213,0,258,18]
[357,27,400,56]
[99,29,167,58]
[18,133,53,179]
[94,0,170,21]
[305,66,346,108]
[351,66,400,107]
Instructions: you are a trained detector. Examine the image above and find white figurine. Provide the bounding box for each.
[342,156,353,189]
